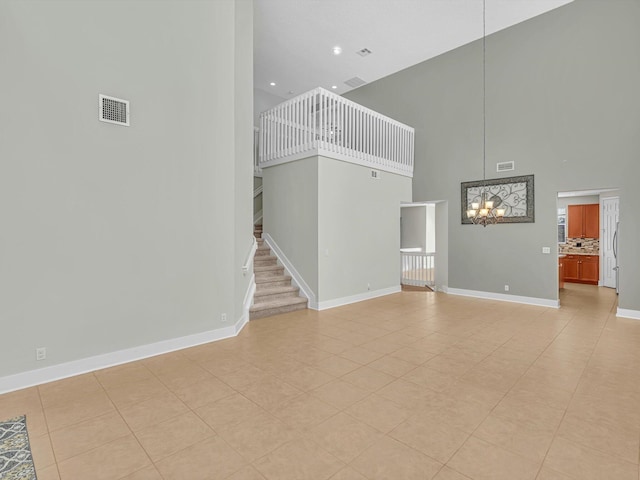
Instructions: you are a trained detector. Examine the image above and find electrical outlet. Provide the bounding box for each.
[36,347,46,361]
[367,283,371,291]
[221,313,227,322]
[504,285,510,292]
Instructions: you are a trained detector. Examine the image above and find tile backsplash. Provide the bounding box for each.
[560,237,599,254]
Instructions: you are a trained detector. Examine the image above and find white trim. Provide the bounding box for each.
[263,233,316,308]
[447,288,559,308]
[260,149,413,178]
[240,273,256,326]
[315,286,401,311]
[616,308,640,320]
[253,185,263,198]
[242,236,258,275]
[0,322,249,395]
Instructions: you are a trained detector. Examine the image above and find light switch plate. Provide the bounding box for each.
[542,247,551,254]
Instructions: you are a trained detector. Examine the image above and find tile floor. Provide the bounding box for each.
[1,283,639,480]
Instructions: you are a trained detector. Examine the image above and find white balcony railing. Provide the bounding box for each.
[259,88,414,177]
[401,250,435,288]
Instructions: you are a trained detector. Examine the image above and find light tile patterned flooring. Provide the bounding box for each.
[1,283,639,480]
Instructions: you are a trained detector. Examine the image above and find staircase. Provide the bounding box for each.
[250,225,308,320]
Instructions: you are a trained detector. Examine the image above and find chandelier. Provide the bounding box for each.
[466,0,505,227]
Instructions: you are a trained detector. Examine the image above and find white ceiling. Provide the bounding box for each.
[254,0,573,99]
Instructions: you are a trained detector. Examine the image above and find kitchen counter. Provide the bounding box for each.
[559,251,599,256]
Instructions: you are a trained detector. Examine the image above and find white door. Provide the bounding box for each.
[602,197,619,288]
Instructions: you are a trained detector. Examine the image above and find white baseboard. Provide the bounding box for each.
[315,286,401,311]
[263,233,317,307]
[0,279,257,395]
[447,288,559,308]
[616,308,640,320]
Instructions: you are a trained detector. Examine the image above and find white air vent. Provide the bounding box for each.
[356,48,372,57]
[496,161,515,172]
[99,94,130,126]
[344,76,367,88]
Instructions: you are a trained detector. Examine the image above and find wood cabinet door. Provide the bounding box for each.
[584,204,600,238]
[563,257,580,281]
[568,205,584,238]
[581,256,599,283]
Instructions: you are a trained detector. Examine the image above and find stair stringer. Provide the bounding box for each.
[262,233,317,309]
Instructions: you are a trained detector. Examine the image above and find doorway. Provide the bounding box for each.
[557,188,620,304]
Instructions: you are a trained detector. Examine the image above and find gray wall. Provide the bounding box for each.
[263,158,319,295]
[318,158,411,303]
[0,0,253,378]
[401,206,427,250]
[346,0,640,308]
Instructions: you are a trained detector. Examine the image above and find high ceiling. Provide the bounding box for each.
[254,0,573,100]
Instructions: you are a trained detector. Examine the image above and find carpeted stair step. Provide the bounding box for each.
[254,285,300,302]
[255,245,272,257]
[255,264,285,279]
[254,255,277,267]
[255,274,292,288]
[250,296,308,320]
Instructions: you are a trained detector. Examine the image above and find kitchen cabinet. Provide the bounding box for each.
[562,254,599,285]
[568,204,599,239]
[559,257,565,289]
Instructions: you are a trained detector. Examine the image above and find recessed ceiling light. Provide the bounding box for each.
[332,46,342,55]
[270,82,276,86]
[287,90,294,95]
[331,85,337,89]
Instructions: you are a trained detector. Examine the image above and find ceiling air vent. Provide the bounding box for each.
[496,161,515,172]
[356,48,372,57]
[344,76,367,88]
[99,94,130,126]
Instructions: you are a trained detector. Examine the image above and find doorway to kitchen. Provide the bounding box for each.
[557,188,620,305]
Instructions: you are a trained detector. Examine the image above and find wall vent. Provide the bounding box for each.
[344,76,367,88]
[356,48,372,57]
[496,161,515,172]
[99,94,130,126]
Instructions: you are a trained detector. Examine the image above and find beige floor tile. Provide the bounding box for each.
[119,391,188,431]
[306,412,384,463]
[237,375,303,412]
[367,355,416,377]
[44,391,116,432]
[544,437,637,480]
[195,392,266,430]
[314,355,362,377]
[432,466,472,480]
[119,465,164,480]
[216,411,298,461]
[253,438,344,480]
[390,416,469,463]
[103,377,169,410]
[474,413,556,462]
[345,394,411,433]
[535,466,574,480]
[402,365,459,392]
[155,362,213,391]
[39,374,104,408]
[276,365,335,391]
[491,395,566,432]
[94,363,155,389]
[0,387,43,417]
[507,376,574,411]
[57,434,150,480]
[424,354,476,377]
[341,366,396,392]
[35,464,61,480]
[328,466,368,480]
[172,375,235,409]
[339,346,386,365]
[30,433,56,469]
[375,378,435,410]
[556,411,640,464]
[272,393,338,429]
[311,379,371,409]
[359,338,403,355]
[389,345,436,365]
[155,434,246,480]
[350,436,442,480]
[216,364,268,389]
[448,436,541,480]
[227,465,267,480]
[134,411,214,461]
[49,411,130,461]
